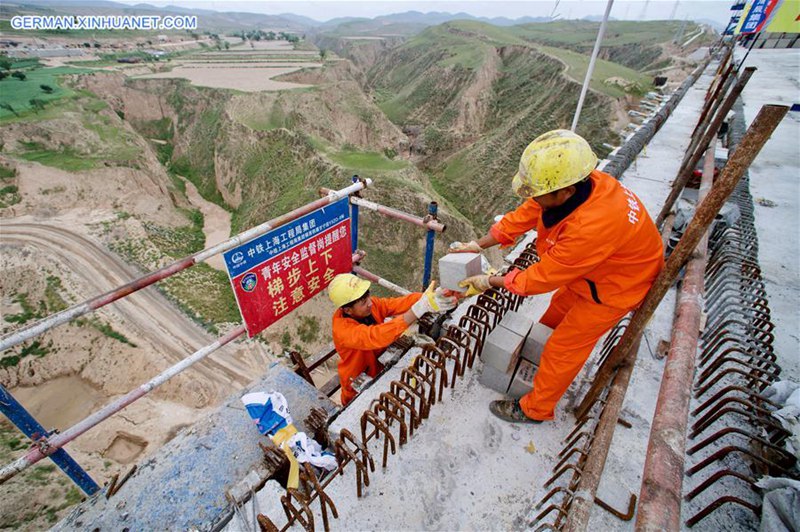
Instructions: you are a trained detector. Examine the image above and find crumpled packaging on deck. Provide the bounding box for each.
[241,391,336,488]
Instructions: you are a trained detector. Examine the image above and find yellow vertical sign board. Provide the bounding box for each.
[765,0,800,32]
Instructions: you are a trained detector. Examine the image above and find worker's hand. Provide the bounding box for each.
[433,287,459,311]
[440,288,467,300]
[459,274,493,296]
[410,282,458,318]
[449,240,482,253]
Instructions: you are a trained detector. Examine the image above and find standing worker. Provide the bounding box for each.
[328,274,457,405]
[455,129,664,423]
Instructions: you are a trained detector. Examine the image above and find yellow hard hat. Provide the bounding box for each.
[511,129,598,198]
[328,273,371,308]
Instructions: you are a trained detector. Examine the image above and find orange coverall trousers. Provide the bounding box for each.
[519,287,630,421]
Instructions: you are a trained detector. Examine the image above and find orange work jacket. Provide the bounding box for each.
[491,170,664,309]
[332,293,421,404]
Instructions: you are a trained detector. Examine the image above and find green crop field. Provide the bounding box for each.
[535,45,652,98]
[513,20,692,48]
[0,66,94,119]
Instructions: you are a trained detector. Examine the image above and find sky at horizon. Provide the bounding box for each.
[115,1,734,25]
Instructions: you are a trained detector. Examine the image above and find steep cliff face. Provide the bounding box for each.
[71,70,476,293]
[228,61,406,153]
[312,35,406,71]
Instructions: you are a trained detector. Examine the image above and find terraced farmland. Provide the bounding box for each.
[136,41,323,92]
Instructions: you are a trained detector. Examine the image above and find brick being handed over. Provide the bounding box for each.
[438,253,482,292]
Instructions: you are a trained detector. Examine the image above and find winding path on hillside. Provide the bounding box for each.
[0,222,253,388]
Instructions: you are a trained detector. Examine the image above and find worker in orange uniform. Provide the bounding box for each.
[456,129,664,423]
[328,274,458,405]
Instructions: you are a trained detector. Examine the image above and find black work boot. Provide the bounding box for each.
[489,399,543,424]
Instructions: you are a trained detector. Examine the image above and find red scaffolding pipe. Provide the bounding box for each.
[0,180,371,352]
[352,265,412,295]
[318,188,446,233]
[0,326,246,484]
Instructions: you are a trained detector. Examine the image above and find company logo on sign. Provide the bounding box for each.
[241,273,257,292]
[224,198,353,337]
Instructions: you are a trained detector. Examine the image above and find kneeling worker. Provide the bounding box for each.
[328,273,457,405]
[456,129,664,423]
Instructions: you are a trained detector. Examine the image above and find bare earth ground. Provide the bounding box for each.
[0,159,271,527]
[136,63,321,92]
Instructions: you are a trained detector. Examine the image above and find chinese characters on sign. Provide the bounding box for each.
[224,198,352,337]
[737,0,781,34]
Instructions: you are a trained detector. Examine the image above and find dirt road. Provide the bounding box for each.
[0,222,257,388]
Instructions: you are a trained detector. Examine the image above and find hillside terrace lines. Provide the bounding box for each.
[134,43,324,92]
[137,65,320,92]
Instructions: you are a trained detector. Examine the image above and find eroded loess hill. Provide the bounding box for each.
[75,65,479,314]
[351,19,708,228]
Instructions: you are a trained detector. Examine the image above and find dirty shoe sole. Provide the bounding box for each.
[489,400,543,424]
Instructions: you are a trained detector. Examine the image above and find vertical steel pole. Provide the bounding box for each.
[0,385,99,495]
[571,0,614,132]
[350,176,360,253]
[422,201,438,289]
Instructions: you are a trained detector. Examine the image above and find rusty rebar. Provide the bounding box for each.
[563,343,638,532]
[656,67,756,226]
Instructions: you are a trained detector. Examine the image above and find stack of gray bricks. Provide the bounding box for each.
[478,311,553,398]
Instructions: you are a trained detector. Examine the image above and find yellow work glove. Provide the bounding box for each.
[449,240,482,253]
[410,282,458,318]
[459,274,493,296]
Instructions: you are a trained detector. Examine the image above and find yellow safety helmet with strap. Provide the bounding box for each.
[511,129,598,198]
[328,273,371,308]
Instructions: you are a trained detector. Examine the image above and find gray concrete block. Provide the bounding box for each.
[478,363,513,394]
[507,360,537,399]
[499,310,534,338]
[439,252,482,291]
[482,326,524,372]
[520,323,553,366]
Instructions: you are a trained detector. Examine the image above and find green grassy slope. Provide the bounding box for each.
[367,19,677,230]
[427,47,616,229]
